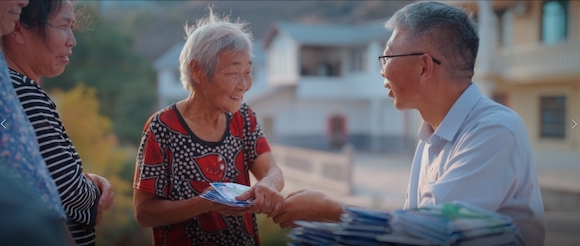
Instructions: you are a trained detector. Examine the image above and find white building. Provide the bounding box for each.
[446,0,580,194]
[153,20,418,153]
[246,21,419,152]
[153,42,187,109]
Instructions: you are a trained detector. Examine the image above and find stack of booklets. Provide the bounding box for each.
[200,182,253,207]
[287,201,520,246]
[387,201,519,246]
[287,206,393,246]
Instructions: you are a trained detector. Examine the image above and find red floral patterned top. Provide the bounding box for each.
[134,103,270,246]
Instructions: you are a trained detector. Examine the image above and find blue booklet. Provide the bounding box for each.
[392,201,517,245]
[200,182,253,207]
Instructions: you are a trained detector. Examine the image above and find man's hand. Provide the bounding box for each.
[85,173,114,225]
[273,189,343,228]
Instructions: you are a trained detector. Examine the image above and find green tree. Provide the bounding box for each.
[43,5,156,145]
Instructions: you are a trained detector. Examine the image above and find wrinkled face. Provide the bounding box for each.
[203,50,253,113]
[0,0,28,36]
[23,0,76,79]
[380,29,423,110]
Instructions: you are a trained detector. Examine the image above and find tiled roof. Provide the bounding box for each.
[264,19,392,48]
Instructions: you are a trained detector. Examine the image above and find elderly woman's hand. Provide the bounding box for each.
[209,202,253,216]
[235,180,284,217]
[200,186,253,216]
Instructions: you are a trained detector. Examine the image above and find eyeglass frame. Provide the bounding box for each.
[378,52,441,68]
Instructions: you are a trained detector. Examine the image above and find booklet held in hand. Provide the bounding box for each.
[200,182,254,208]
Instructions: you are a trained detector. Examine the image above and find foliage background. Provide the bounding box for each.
[43,6,157,145]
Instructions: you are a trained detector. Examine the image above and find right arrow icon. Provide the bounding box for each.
[573,119,578,129]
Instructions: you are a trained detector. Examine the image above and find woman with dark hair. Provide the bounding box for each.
[1,1,73,244]
[1,1,114,245]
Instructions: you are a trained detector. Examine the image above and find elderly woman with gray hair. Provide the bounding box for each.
[133,9,284,246]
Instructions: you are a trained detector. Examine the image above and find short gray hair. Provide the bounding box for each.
[179,8,253,91]
[385,1,479,77]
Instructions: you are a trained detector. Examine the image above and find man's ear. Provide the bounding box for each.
[419,54,435,77]
[7,22,27,44]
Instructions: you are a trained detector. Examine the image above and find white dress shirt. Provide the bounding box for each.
[404,83,545,246]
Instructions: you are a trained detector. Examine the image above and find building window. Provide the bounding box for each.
[541,0,568,45]
[540,95,566,139]
[300,46,341,77]
[328,115,347,149]
[492,93,508,106]
[349,46,367,72]
[316,63,332,76]
[494,9,507,48]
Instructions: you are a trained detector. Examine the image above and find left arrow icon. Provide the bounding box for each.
[1,119,6,129]
[573,119,578,129]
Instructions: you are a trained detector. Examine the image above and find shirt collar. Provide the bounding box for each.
[418,121,434,143]
[435,83,483,142]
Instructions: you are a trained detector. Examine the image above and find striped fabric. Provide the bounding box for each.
[10,69,99,246]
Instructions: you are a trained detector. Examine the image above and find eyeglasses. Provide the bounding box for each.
[378,52,441,68]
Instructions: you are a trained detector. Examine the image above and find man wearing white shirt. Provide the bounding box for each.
[273,2,545,246]
[407,83,544,246]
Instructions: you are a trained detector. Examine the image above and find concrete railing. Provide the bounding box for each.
[496,40,580,83]
[270,143,354,196]
[541,187,580,213]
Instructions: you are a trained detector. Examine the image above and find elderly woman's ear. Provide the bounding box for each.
[188,60,205,86]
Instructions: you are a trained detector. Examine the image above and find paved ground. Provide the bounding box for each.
[339,152,580,246]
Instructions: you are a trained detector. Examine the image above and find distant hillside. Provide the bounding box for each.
[93,1,410,62]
